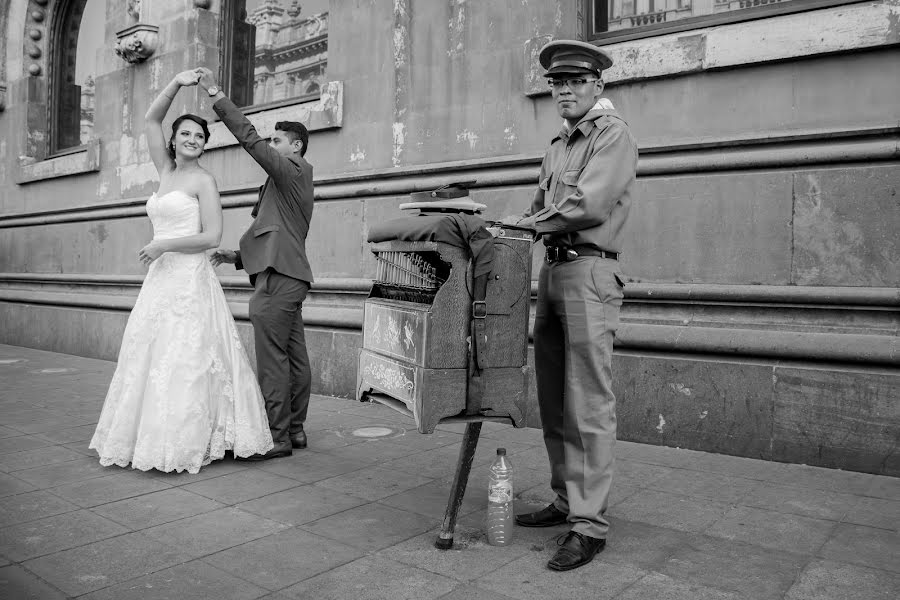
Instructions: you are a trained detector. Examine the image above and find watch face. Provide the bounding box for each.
[208,86,219,96]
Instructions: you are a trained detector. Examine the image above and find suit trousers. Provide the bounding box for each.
[249,268,311,444]
[533,256,623,539]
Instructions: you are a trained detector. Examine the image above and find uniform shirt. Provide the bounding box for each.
[520,99,638,253]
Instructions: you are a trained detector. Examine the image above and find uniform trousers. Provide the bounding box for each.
[534,256,623,539]
[248,268,311,444]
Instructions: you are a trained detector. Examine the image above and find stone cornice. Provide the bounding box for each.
[1,275,897,365]
[2,126,897,227]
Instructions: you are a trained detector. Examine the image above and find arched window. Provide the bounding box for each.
[221,0,329,111]
[51,0,103,154]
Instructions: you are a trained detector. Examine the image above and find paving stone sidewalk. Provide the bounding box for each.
[0,343,898,600]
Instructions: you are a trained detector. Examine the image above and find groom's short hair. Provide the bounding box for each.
[275,121,309,157]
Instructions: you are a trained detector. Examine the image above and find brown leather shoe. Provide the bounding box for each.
[235,440,292,461]
[515,504,568,527]
[289,427,307,449]
[547,531,606,571]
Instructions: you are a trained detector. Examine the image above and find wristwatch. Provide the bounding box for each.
[207,85,220,97]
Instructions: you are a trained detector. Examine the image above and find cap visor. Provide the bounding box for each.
[545,66,596,77]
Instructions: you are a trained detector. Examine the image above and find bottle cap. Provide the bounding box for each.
[496,448,506,455]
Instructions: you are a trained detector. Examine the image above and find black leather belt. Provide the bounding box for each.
[545,246,618,263]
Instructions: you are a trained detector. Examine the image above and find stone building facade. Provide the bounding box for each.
[1,0,898,474]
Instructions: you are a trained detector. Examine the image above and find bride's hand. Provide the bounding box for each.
[210,249,237,266]
[173,70,201,87]
[139,241,166,266]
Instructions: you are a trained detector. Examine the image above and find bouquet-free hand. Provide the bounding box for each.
[195,67,218,93]
[210,249,237,267]
[173,70,201,87]
[139,241,166,266]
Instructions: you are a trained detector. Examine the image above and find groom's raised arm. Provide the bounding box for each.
[211,95,301,188]
[196,68,300,188]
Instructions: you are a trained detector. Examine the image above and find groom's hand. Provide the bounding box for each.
[195,67,217,93]
[210,249,237,266]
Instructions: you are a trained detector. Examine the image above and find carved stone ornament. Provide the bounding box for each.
[126,0,142,21]
[114,23,159,64]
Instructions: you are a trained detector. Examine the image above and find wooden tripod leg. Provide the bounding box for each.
[434,421,483,549]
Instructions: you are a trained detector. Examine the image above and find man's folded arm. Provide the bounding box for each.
[523,123,637,234]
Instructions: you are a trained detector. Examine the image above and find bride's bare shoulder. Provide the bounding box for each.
[191,169,220,199]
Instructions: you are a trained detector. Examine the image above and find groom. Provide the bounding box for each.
[198,68,314,460]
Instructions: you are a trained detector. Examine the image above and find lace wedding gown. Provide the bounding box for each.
[89,190,274,473]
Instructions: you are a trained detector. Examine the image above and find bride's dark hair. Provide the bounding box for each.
[167,114,210,159]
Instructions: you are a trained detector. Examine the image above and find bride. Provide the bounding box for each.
[89,70,274,473]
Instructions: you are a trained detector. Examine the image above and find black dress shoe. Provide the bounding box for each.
[235,441,292,462]
[515,504,568,527]
[547,531,606,571]
[289,427,307,449]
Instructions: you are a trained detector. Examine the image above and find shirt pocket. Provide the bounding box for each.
[555,169,582,205]
[253,224,280,237]
[560,170,581,187]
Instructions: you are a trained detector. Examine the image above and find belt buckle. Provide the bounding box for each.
[545,247,557,263]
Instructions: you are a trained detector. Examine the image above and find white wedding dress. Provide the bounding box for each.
[89,190,274,473]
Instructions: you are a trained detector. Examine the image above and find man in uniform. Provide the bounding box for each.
[511,40,639,571]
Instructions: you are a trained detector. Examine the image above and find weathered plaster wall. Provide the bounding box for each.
[0,0,898,474]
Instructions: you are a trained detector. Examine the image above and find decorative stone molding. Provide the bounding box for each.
[206,80,344,150]
[114,23,159,64]
[126,0,142,21]
[14,139,101,184]
[27,0,47,77]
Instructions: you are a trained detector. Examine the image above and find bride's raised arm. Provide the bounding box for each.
[145,70,201,174]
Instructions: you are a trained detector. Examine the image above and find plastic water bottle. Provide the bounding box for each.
[486,447,513,546]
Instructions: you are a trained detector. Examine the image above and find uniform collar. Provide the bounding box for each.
[555,98,617,142]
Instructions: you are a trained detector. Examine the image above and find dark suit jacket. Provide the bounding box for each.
[213,96,315,284]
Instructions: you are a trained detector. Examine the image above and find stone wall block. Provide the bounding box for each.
[305,329,360,399]
[0,217,152,275]
[792,165,900,287]
[329,330,365,399]
[0,303,128,362]
[772,366,900,476]
[615,50,900,150]
[626,172,794,284]
[306,199,367,278]
[613,355,776,459]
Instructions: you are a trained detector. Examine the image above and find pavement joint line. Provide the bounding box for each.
[624,457,883,495]
[1,454,84,473]
[11,522,138,562]
[631,481,872,527]
[788,554,823,597]
[7,565,71,599]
